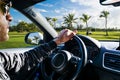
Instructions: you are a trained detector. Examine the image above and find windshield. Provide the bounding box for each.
[0,0,120,49]
[33,0,120,41]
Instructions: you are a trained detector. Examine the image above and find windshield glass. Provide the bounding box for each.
[34,0,120,41]
[0,0,120,49]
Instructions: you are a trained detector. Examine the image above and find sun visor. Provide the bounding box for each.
[11,0,45,10]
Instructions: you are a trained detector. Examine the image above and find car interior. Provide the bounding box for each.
[0,0,120,80]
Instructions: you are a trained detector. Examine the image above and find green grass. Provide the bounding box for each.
[78,31,120,40]
[0,31,120,49]
[0,32,32,49]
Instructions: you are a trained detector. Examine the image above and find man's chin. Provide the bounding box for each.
[0,36,9,42]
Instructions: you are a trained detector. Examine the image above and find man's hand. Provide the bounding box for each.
[54,29,77,45]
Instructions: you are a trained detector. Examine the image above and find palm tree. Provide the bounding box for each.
[52,18,58,28]
[46,17,51,22]
[80,14,91,35]
[46,17,53,26]
[100,10,110,36]
[63,13,78,29]
[33,36,39,44]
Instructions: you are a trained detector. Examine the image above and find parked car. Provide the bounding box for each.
[0,0,120,80]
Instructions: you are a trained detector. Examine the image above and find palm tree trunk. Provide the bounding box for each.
[105,18,108,36]
[70,23,72,29]
[86,22,88,35]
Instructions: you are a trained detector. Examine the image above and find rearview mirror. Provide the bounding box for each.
[100,0,120,6]
[25,32,44,45]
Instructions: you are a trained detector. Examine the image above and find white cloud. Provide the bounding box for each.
[35,8,48,12]
[68,0,120,29]
[55,9,60,13]
[37,3,53,7]
[70,0,100,7]
[71,0,78,3]
[37,0,120,29]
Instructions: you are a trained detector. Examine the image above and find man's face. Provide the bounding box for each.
[0,1,12,42]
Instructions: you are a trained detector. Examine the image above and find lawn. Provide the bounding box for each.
[0,32,32,49]
[78,31,120,40]
[0,31,120,49]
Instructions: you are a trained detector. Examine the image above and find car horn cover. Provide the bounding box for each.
[51,50,72,73]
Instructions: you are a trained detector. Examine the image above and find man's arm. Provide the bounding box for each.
[0,29,76,79]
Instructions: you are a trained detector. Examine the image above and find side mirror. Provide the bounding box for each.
[25,32,44,45]
[100,0,120,7]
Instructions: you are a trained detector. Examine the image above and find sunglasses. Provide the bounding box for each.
[0,1,12,15]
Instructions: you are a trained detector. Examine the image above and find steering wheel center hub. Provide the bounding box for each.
[51,50,72,72]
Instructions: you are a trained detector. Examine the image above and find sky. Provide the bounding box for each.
[10,0,120,29]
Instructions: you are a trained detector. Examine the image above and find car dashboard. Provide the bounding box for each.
[77,35,120,80]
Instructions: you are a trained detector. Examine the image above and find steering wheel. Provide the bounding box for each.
[40,35,87,80]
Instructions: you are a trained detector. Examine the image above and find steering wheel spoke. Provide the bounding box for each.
[70,55,81,65]
[41,60,56,80]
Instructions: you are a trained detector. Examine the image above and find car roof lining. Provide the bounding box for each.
[11,0,45,10]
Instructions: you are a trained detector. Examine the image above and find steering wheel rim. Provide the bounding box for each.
[41,35,87,80]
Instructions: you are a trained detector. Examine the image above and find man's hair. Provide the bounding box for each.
[1,0,11,4]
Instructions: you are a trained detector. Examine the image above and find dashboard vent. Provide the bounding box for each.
[104,53,120,72]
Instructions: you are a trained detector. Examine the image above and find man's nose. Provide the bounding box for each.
[6,13,13,22]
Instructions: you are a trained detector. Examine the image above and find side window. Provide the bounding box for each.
[0,8,42,49]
